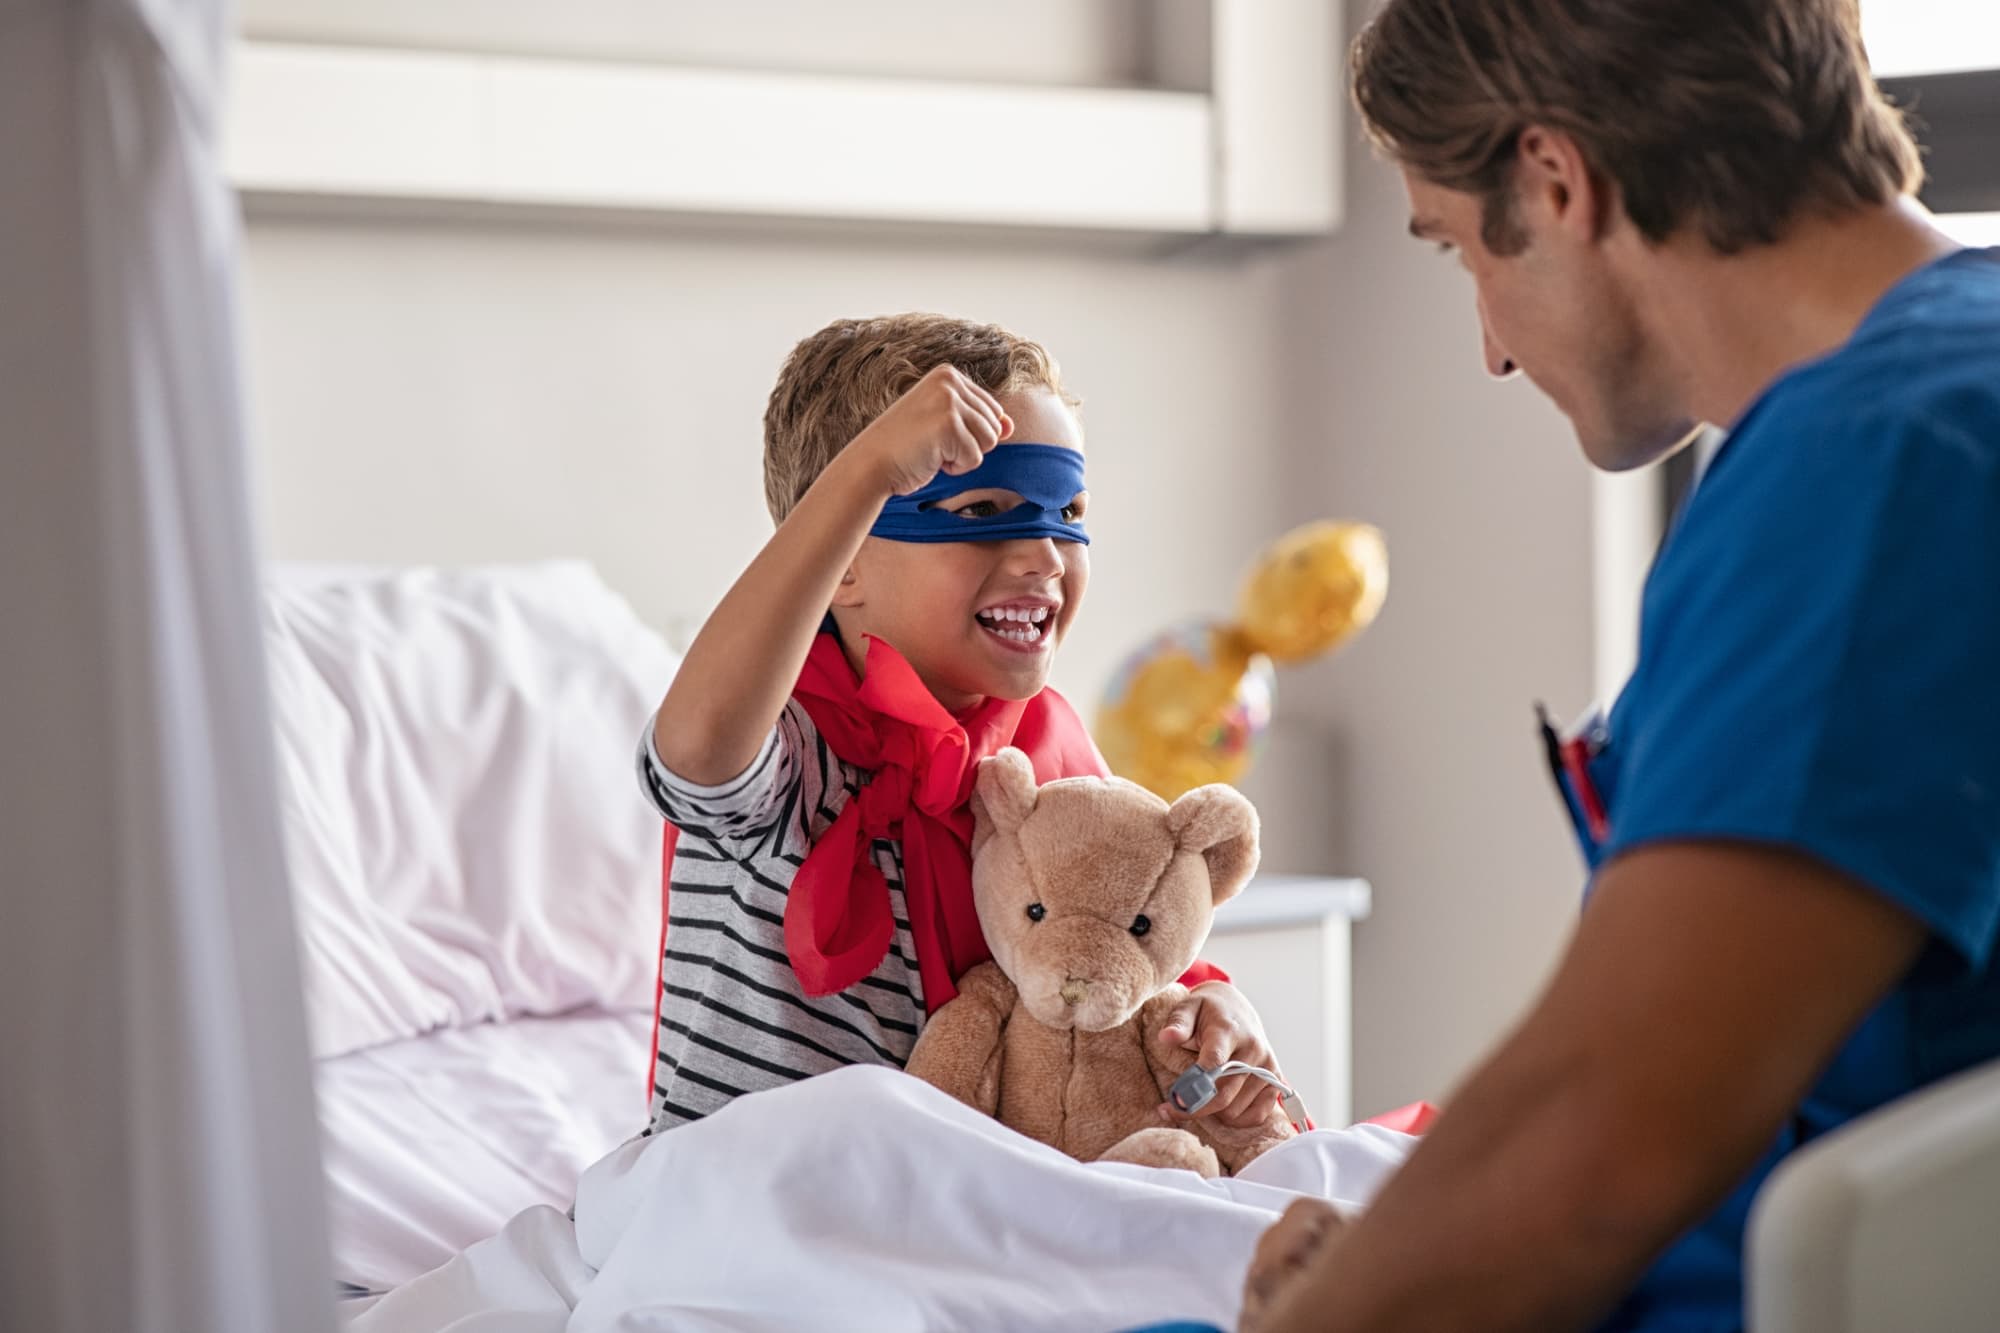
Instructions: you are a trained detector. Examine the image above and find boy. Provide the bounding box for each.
[637,313,1281,1135]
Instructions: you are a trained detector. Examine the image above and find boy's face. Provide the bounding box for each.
[835,389,1090,711]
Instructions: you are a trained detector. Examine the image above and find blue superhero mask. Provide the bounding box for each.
[868,443,1089,546]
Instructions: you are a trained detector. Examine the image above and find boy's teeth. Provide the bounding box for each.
[977,610,1046,642]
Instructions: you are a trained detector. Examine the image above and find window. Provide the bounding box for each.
[1942,212,2000,248]
[1863,2,2000,80]
[1868,0,2000,218]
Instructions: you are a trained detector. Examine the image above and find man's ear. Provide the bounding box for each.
[972,749,1039,856]
[1166,784,1260,905]
[1516,124,1610,245]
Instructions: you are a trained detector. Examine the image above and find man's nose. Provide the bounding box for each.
[1480,304,1520,380]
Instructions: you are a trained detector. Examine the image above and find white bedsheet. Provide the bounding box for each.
[318,1007,653,1292]
[349,1065,1414,1333]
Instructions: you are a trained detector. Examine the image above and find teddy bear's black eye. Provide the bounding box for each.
[1129,914,1151,937]
[1026,902,1046,923]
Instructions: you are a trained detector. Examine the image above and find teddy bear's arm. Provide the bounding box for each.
[1136,984,1198,1099]
[902,961,1017,1117]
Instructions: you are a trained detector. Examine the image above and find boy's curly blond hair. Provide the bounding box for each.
[762,313,1078,524]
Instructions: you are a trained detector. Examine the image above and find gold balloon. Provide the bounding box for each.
[1236,520,1388,664]
[1095,519,1385,799]
[1094,623,1274,803]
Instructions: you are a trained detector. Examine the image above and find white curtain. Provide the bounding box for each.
[0,1,333,1329]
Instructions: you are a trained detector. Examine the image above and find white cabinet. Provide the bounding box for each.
[1205,874,1371,1130]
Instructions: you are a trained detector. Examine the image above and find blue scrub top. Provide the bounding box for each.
[1565,248,2000,1333]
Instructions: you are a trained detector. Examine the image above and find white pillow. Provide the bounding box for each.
[265,562,680,1060]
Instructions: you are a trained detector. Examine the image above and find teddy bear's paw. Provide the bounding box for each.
[1098,1127,1222,1179]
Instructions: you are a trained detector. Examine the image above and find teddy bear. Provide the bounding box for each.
[903,747,1296,1178]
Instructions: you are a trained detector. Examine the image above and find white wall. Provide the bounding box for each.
[1255,0,1599,1115]
[239,217,1300,748]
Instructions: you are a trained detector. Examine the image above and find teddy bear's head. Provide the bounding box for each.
[969,748,1259,1032]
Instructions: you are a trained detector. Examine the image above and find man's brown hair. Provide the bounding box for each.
[1350,0,1923,255]
[762,313,1076,524]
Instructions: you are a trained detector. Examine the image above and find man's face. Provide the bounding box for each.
[1402,168,1696,471]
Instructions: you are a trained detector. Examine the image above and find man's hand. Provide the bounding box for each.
[849,364,1014,499]
[1216,841,1929,1333]
[1157,980,1287,1127]
[1242,1199,1348,1333]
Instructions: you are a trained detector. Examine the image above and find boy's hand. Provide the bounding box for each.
[1157,980,1287,1127]
[849,364,1014,498]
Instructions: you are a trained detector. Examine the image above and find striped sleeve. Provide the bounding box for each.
[637,703,813,842]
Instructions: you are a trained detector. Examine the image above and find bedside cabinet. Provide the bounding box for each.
[1203,874,1372,1129]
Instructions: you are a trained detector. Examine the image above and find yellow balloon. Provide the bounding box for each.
[1095,622,1273,802]
[1236,520,1388,664]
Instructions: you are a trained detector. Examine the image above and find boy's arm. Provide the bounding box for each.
[651,451,891,786]
[654,366,1011,785]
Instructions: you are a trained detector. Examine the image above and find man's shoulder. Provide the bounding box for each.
[1708,343,2000,551]
[1745,254,2000,464]
[1643,267,2000,666]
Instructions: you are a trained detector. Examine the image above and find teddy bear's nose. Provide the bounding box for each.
[1060,977,1090,1007]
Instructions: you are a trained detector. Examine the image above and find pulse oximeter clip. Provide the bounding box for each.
[1169,1062,1310,1132]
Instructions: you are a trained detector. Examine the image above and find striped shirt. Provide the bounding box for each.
[636,701,926,1134]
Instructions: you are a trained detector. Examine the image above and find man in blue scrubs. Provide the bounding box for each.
[1241,2,2000,1331]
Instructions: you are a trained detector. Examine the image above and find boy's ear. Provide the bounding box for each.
[829,564,863,608]
[971,749,1039,855]
[1166,785,1260,906]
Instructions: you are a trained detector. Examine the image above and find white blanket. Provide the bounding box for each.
[352,1066,1413,1333]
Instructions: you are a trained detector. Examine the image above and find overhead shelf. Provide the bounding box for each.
[224,1,1343,238]
[226,43,1213,232]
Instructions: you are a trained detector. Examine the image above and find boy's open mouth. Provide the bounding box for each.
[975,604,1052,647]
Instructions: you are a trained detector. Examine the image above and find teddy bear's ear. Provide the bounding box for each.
[1166,784,1261,905]
[971,748,1039,855]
